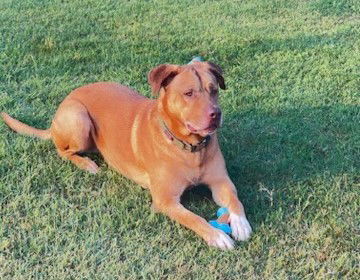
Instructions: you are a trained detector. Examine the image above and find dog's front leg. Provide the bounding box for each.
[150,185,235,250]
[207,177,252,241]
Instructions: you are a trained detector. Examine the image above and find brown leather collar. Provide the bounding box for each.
[160,120,210,153]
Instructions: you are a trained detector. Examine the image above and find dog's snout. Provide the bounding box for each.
[209,107,221,119]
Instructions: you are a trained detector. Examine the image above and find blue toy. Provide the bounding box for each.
[209,207,232,235]
[188,56,204,64]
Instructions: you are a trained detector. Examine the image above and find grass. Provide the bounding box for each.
[0,0,359,279]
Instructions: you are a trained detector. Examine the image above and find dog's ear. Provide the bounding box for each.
[207,62,226,90]
[148,64,180,95]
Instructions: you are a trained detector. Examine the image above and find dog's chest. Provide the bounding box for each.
[184,152,207,185]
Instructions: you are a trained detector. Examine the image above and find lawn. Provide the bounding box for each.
[0,0,359,279]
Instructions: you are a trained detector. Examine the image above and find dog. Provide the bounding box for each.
[1,61,252,249]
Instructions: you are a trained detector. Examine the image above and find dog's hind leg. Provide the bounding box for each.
[50,99,99,174]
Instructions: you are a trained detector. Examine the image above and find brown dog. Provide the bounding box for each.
[1,61,252,249]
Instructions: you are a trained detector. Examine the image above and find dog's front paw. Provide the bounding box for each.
[229,214,252,241]
[205,228,235,250]
[82,157,99,174]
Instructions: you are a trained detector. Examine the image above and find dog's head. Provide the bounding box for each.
[148,61,226,137]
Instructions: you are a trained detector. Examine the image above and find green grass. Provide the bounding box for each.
[0,0,359,279]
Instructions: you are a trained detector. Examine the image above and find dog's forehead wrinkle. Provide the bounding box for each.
[192,69,204,91]
[174,69,204,92]
[195,68,218,91]
[185,66,210,93]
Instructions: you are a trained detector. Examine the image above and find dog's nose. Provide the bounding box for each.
[209,107,221,119]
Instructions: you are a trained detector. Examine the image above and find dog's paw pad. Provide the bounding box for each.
[229,214,252,241]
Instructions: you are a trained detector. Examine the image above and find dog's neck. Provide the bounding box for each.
[159,118,210,153]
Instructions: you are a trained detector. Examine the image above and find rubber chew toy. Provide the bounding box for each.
[209,207,232,235]
[188,56,204,64]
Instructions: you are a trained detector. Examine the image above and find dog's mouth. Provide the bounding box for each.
[186,122,219,136]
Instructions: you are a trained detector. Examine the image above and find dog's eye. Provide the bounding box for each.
[184,91,193,97]
[209,87,218,96]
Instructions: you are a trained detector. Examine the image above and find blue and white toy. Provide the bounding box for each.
[209,207,232,235]
[188,56,204,64]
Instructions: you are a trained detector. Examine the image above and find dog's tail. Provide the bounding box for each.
[1,112,51,140]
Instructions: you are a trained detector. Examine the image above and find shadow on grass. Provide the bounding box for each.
[220,104,358,220]
[181,104,359,222]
